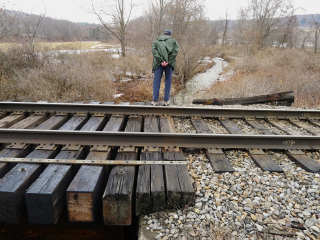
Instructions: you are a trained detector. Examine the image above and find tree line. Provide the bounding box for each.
[0,8,111,43]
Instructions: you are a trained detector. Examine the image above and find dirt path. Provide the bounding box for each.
[173,57,228,105]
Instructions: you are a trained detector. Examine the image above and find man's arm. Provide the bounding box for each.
[152,41,163,62]
[168,40,179,62]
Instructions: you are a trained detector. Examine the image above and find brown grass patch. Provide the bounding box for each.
[204,47,320,108]
[0,47,116,102]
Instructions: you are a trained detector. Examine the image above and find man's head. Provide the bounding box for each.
[164,30,172,36]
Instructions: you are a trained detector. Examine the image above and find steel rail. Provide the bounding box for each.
[0,129,320,150]
[0,158,187,165]
[0,102,320,119]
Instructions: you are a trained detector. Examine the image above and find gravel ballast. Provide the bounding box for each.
[139,104,320,240]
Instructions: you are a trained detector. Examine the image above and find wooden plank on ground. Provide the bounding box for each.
[267,119,301,135]
[285,150,320,173]
[248,150,283,172]
[245,119,275,135]
[219,118,244,134]
[289,119,320,136]
[193,91,294,105]
[0,113,26,128]
[103,116,142,225]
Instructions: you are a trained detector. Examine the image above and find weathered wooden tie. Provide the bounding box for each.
[309,119,320,128]
[267,119,302,135]
[67,113,109,222]
[0,111,8,120]
[9,113,49,129]
[245,119,275,135]
[25,114,88,224]
[265,120,320,172]
[0,114,68,224]
[219,118,244,135]
[0,112,52,177]
[103,115,141,225]
[0,163,43,224]
[285,150,320,173]
[289,119,320,136]
[191,117,234,172]
[248,149,283,172]
[136,116,166,215]
[161,116,194,207]
[221,118,283,172]
[0,112,26,128]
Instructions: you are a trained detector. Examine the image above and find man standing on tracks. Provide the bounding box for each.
[152,30,179,106]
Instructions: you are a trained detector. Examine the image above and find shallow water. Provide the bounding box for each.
[173,58,229,105]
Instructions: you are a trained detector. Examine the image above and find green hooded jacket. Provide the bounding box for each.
[152,35,179,72]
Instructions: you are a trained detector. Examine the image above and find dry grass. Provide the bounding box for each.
[204,47,320,108]
[0,46,116,102]
[0,41,111,51]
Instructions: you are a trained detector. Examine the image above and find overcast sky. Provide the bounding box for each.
[1,0,319,23]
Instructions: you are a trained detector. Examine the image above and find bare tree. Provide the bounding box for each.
[165,0,204,42]
[311,16,320,53]
[90,0,135,56]
[22,12,46,46]
[0,6,19,40]
[277,5,298,48]
[222,10,230,45]
[234,0,293,48]
[147,0,166,38]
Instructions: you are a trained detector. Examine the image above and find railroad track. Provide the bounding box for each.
[0,101,320,228]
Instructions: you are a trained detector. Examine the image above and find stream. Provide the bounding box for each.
[173,57,229,105]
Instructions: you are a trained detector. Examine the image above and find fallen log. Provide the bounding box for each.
[193,91,294,106]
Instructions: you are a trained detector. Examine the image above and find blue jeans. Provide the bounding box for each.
[153,65,173,102]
